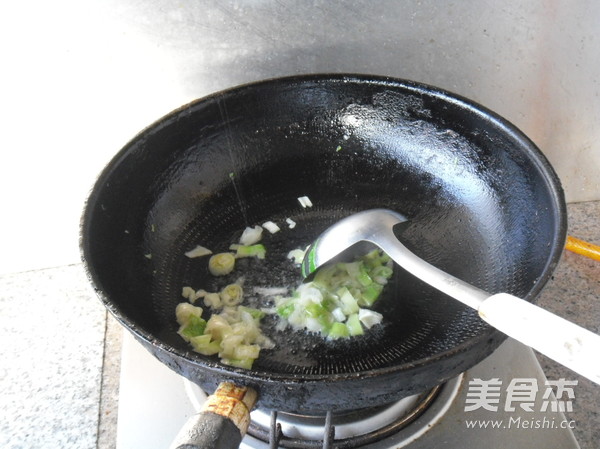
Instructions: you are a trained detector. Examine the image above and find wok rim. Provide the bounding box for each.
[80,73,567,384]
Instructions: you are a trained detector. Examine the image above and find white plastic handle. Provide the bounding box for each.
[479,293,600,385]
[370,225,600,385]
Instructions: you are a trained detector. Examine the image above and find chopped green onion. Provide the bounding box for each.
[219,334,244,358]
[357,269,373,287]
[175,302,203,326]
[297,196,313,208]
[360,283,383,306]
[328,322,349,339]
[372,265,393,279]
[203,292,222,309]
[177,232,392,370]
[220,283,244,306]
[238,306,266,320]
[346,313,364,336]
[239,225,263,246]
[287,248,305,264]
[305,302,327,318]
[321,297,338,312]
[182,286,196,301]
[273,248,393,338]
[234,244,266,259]
[208,253,236,276]
[176,278,272,368]
[262,221,280,234]
[338,288,359,315]
[312,264,338,288]
[178,314,207,341]
[358,308,383,329]
[184,245,213,258]
[232,344,260,360]
[331,307,346,322]
[276,302,295,319]
[189,334,220,355]
[205,315,233,340]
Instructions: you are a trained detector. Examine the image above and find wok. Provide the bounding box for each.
[81,74,566,419]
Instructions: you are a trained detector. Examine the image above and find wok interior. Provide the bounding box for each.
[84,76,564,379]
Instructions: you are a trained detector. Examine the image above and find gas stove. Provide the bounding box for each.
[116,333,579,448]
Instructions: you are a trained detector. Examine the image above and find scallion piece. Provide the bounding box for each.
[178,314,207,341]
[220,283,243,306]
[189,334,220,355]
[273,248,393,338]
[328,322,350,339]
[357,269,373,287]
[305,302,327,318]
[359,283,383,306]
[346,313,364,336]
[234,244,266,259]
[239,225,263,246]
[208,252,236,276]
[372,265,393,280]
[338,288,359,315]
[175,302,203,326]
[276,302,295,319]
[239,306,266,320]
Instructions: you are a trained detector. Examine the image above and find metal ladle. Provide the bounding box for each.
[301,209,600,385]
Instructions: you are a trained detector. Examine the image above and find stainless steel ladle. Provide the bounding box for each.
[301,209,600,385]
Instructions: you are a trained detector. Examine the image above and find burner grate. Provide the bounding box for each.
[246,386,441,449]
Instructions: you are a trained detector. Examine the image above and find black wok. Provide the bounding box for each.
[81,74,566,417]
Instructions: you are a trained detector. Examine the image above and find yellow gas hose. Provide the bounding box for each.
[565,236,600,261]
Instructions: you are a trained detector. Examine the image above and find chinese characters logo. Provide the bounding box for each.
[465,378,577,413]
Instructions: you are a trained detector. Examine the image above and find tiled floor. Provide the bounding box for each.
[0,264,107,449]
[535,201,600,448]
[97,314,122,449]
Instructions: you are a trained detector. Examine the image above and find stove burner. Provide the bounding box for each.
[185,376,462,449]
[246,386,441,448]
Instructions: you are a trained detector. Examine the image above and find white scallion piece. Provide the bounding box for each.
[220,283,244,307]
[182,286,196,301]
[358,308,383,329]
[239,225,263,246]
[253,287,289,296]
[203,292,222,309]
[297,196,313,208]
[285,218,296,229]
[184,245,213,258]
[331,308,346,322]
[287,248,306,265]
[175,302,203,326]
[262,221,281,234]
[208,253,236,276]
[192,289,208,304]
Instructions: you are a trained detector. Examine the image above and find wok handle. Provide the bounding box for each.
[169,382,257,449]
[479,293,600,385]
